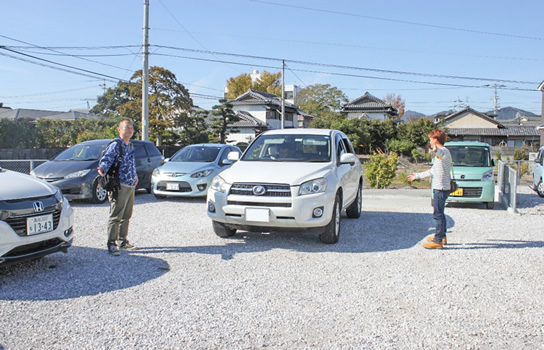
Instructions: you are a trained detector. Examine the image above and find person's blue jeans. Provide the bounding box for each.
[432,189,450,242]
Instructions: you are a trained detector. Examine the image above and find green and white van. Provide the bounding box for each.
[445,141,495,209]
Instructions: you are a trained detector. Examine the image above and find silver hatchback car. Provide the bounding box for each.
[152,144,241,198]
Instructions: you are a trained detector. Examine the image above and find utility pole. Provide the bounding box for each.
[484,83,505,117]
[281,59,285,129]
[141,0,150,141]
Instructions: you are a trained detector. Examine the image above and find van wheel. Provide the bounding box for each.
[486,201,494,209]
[319,193,341,244]
[92,178,108,204]
[213,221,236,238]
[537,180,544,198]
[346,184,362,218]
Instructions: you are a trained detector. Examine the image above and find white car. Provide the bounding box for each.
[0,166,74,266]
[152,144,241,198]
[532,146,544,197]
[206,129,363,244]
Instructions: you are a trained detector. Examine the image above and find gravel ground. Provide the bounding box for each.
[1,187,543,349]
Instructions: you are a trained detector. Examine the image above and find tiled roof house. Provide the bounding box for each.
[341,92,398,120]
[438,107,540,147]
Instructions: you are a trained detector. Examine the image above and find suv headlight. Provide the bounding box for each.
[299,178,327,196]
[54,189,64,208]
[191,169,213,178]
[152,168,160,177]
[481,170,493,181]
[210,175,228,193]
[65,169,91,179]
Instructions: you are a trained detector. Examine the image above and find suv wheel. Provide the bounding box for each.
[319,193,341,244]
[92,178,108,204]
[346,184,362,219]
[537,180,544,198]
[213,221,237,238]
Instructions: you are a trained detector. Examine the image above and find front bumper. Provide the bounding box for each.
[0,201,75,266]
[152,175,211,197]
[206,187,336,230]
[447,180,495,203]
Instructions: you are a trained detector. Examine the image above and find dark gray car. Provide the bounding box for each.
[31,139,163,203]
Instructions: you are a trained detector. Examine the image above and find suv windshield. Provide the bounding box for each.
[170,146,221,163]
[243,134,331,162]
[448,146,490,167]
[54,143,107,161]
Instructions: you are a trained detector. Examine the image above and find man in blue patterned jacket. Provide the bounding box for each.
[98,119,139,256]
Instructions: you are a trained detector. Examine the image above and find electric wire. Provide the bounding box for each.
[250,0,544,41]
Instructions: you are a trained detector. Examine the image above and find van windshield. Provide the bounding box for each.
[447,146,490,167]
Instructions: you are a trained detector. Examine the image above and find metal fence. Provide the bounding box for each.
[0,160,48,174]
[497,160,518,213]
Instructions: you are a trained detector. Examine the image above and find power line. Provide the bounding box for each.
[152,45,538,85]
[151,52,537,91]
[0,35,138,73]
[0,49,120,83]
[250,0,544,41]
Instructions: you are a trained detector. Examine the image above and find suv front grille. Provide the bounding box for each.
[5,209,62,237]
[229,183,291,197]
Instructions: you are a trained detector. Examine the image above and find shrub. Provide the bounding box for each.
[513,147,529,161]
[364,151,399,189]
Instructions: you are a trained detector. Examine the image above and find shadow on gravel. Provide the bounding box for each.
[0,247,169,301]
[135,211,455,259]
[516,192,544,209]
[445,239,544,250]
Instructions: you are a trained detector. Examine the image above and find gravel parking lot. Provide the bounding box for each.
[1,187,543,349]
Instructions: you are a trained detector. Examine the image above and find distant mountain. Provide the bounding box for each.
[486,106,539,120]
[402,110,428,121]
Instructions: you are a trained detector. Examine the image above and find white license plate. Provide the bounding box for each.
[166,182,179,191]
[27,214,54,235]
[245,208,269,222]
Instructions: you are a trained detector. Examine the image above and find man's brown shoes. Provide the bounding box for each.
[426,235,447,245]
[422,241,444,249]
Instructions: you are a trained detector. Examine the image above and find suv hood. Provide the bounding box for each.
[32,160,97,178]
[0,170,57,200]
[221,161,332,185]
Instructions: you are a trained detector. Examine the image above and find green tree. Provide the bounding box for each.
[396,118,434,147]
[253,71,282,96]
[225,73,252,100]
[91,66,193,145]
[225,71,281,100]
[209,99,240,144]
[299,84,348,125]
[0,119,38,148]
[177,110,209,145]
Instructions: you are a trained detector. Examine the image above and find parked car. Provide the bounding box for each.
[206,129,363,244]
[532,146,544,197]
[0,166,74,266]
[442,141,495,209]
[151,144,241,198]
[31,139,163,203]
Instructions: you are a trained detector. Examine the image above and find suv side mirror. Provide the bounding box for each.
[227,151,240,162]
[339,153,358,166]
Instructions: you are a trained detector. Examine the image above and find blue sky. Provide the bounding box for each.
[1,0,543,116]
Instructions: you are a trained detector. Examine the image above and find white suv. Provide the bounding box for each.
[206,129,363,243]
[532,146,544,197]
[0,167,74,266]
